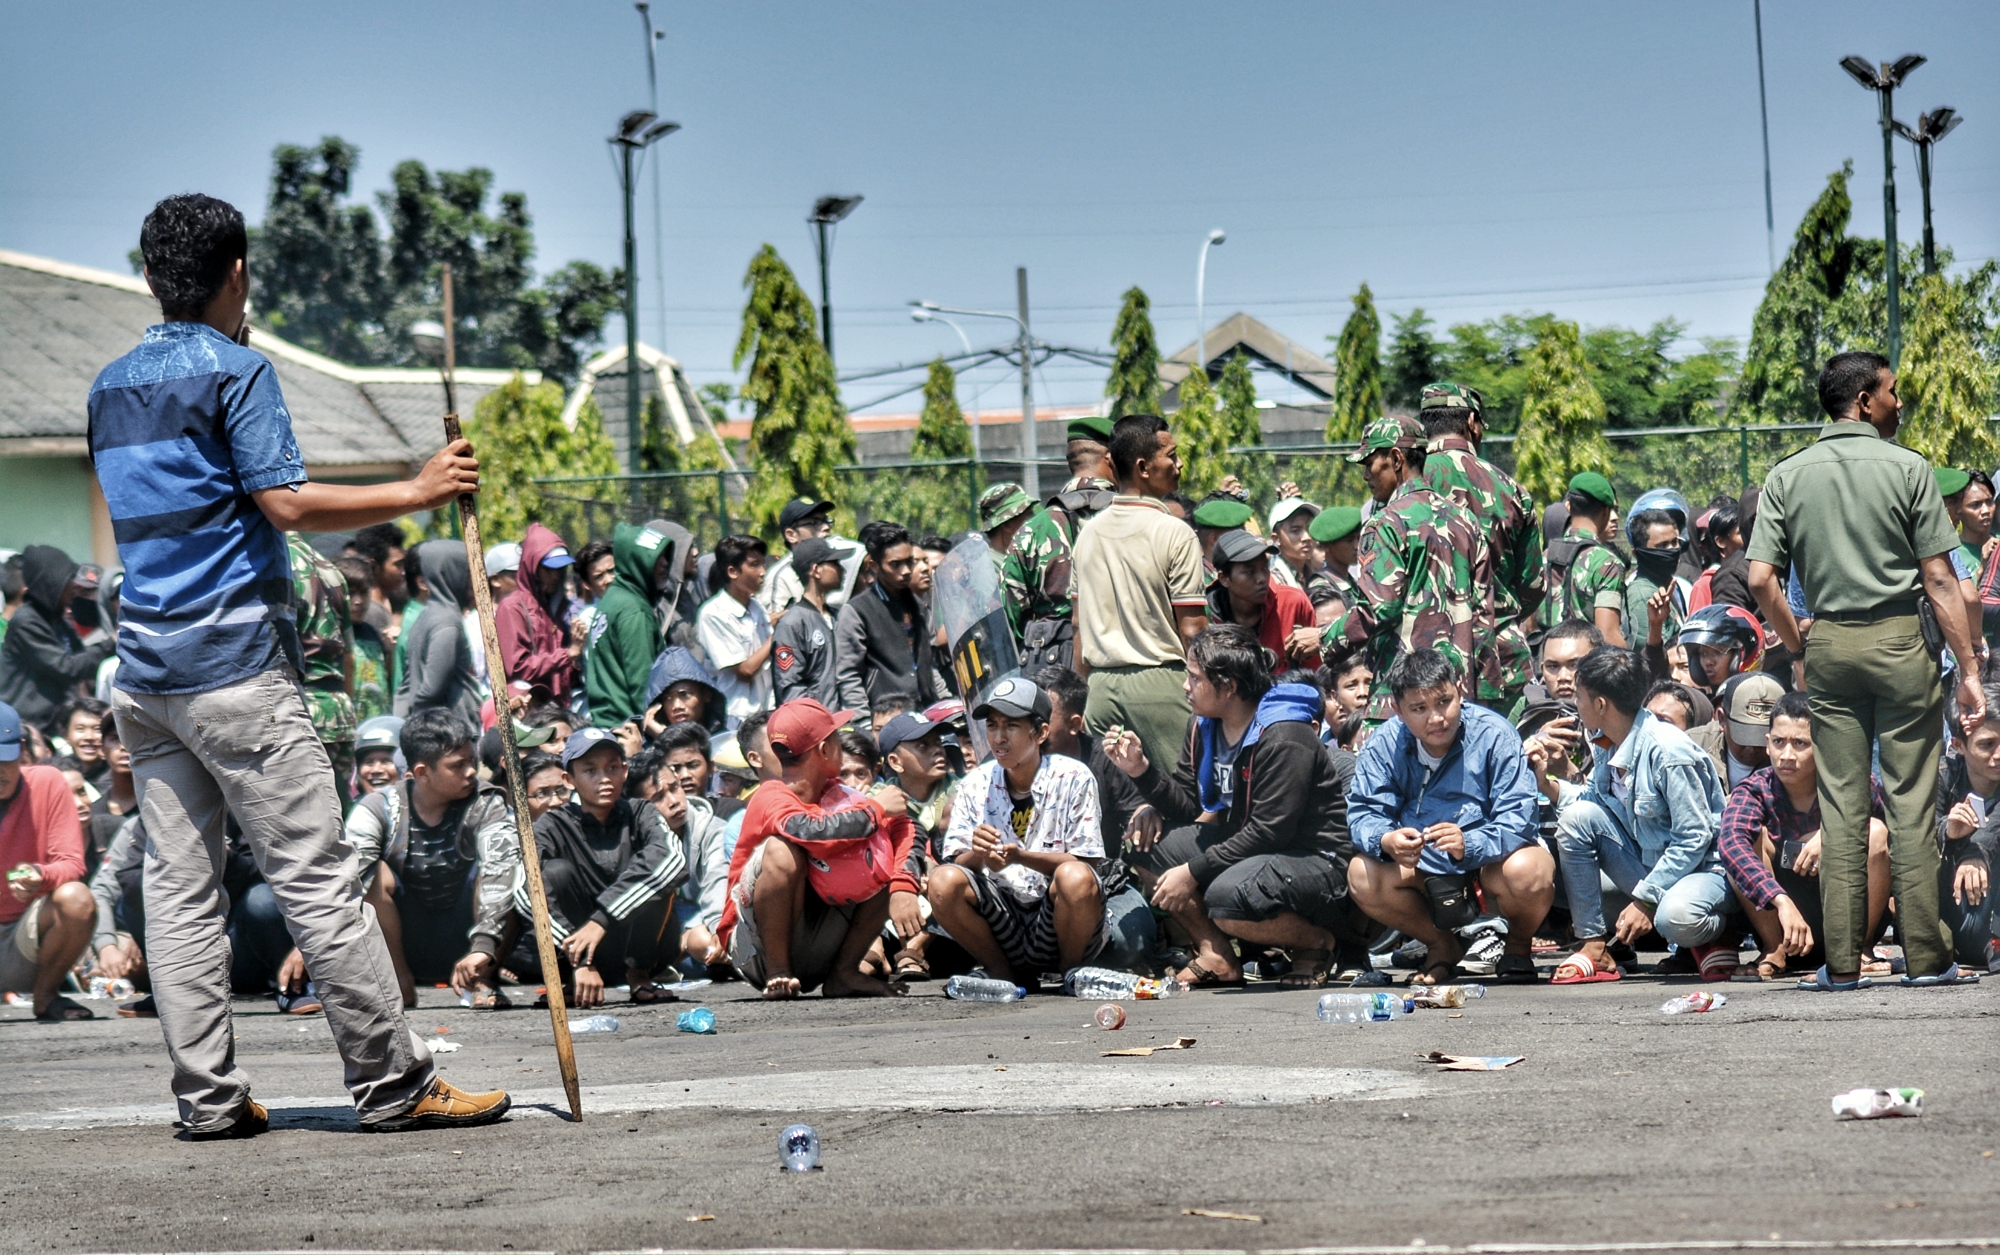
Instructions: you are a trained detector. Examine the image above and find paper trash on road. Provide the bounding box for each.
[1421,1052,1521,1071]
[425,1036,462,1053]
[1103,1036,1197,1057]
[1183,1208,1263,1223]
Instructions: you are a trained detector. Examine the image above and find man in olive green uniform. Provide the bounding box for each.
[288,532,358,806]
[1748,350,1985,987]
[1045,415,1118,544]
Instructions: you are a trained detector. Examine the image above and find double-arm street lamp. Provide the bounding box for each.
[611,109,679,479]
[1893,107,1963,277]
[1840,54,1924,366]
[1196,228,1226,377]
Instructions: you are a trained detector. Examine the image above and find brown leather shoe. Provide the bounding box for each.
[184,1099,269,1141]
[364,1080,512,1132]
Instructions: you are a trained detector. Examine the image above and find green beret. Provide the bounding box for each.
[1192,498,1253,529]
[1567,471,1616,508]
[1935,466,1972,499]
[1067,414,1115,444]
[1420,381,1484,413]
[977,482,1035,531]
[1308,505,1363,544]
[1346,414,1426,463]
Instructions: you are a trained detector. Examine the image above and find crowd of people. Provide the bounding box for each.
[2,194,1993,1141]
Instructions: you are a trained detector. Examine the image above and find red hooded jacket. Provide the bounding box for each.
[0,764,85,926]
[495,522,578,703]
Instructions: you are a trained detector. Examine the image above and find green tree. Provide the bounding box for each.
[1383,308,1440,413]
[1899,272,2000,468]
[1173,361,1229,499]
[247,137,388,364]
[1513,321,1614,505]
[912,358,973,460]
[881,357,979,536]
[1217,352,1274,504]
[1328,283,1383,441]
[460,375,619,542]
[1106,287,1163,417]
[734,244,854,540]
[1737,164,1862,424]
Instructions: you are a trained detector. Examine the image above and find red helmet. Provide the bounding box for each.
[1675,604,1764,675]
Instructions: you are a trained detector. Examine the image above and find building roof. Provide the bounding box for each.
[1160,311,1339,402]
[0,249,535,472]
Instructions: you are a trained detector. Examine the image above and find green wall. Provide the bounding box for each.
[0,456,96,562]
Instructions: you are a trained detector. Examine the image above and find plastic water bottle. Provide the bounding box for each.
[1409,983,1486,1009]
[944,975,1026,1002]
[1093,1003,1126,1030]
[568,1014,621,1033]
[1315,992,1414,1023]
[1064,966,1187,1000]
[779,1123,821,1171]
[1832,1087,1924,1120]
[1660,991,1727,1015]
[676,1006,716,1034]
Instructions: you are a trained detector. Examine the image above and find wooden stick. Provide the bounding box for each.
[438,265,583,1122]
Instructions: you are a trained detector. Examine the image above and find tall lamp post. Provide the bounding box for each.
[911,306,982,462]
[1840,54,1925,366]
[808,195,863,362]
[610,109,679,482]
[1195,228,1226,379]
[1893,107,1962,276]
[912,288,1040,499]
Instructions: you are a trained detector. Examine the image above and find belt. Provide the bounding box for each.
[1815,598,1919,624]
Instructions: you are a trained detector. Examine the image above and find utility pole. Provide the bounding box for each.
[1017,267,1038,501]
[637,4,666,352]
[808,195,863,362]
[1841,54,1924,367]
[1754,0,1775,274]
[610,110,679,484]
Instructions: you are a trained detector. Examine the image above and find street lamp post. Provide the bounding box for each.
[911,307,982,462]
[610,110,679,484]
[808,195,863,362]
[1196,228,1226,380]
[1841,54,1925,366]
[912,286,1041,500]
[1893,107,1963,276]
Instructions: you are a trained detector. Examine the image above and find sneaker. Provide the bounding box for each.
[1460,933,1505,976]
[275,982,323,1015]
[185,1099,268,1141]
[363,1079,512,1133]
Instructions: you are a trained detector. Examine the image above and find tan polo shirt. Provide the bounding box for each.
[1072,495,1206,668]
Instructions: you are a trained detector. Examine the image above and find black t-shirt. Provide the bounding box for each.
[1008,792,1035,842]
[402,798,475,913]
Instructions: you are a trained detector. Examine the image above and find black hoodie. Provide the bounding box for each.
[0,546,111,728]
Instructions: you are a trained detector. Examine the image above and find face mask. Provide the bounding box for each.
[1632,541,1685,580]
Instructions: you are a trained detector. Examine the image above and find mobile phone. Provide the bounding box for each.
[1779,839,1802,872]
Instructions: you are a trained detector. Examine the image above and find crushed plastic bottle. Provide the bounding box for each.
[1660,991,1727,1015]
[567,1014,621,1034]
[1832,1087,1924,1120]
[676,1006,716,1034]
[86,976,136,1001]
[1409,983,1486,1009]
[779,1123,821,1171]
[1063,966,1187,1000]
[1093,1003,1126,1030]
[943,975,1027,1002]
[1316,991,1414,1023]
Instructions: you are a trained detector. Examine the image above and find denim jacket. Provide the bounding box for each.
[1348,701,1541,875]
[1558,709,1724,905]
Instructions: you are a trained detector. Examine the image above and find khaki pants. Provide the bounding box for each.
[111,669,433,1132]
[1804,614,1951,978]
[1083,663,1191,779]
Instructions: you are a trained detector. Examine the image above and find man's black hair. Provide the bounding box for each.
[0,555,24,604]
[520,749,564,782]
[861,521,913,563]
[626,743,668,798]
[1164,492,1197,524]
[523,700,568,728]
[1108,414,1169,482]
[1186,623,1273,706]
[1708,499,1741,543]
[139,194,248,319]
[1818,350,1892,419]
[1544,618,1606,649]
[1313,657,1367,695]
[574,538,613,575]
[49,755,86,776]
[1772,689,1811,726]
[917,534,952,554]
[1035,666,1090,718]
[837,727,882,775]
[871,696,911,721]
[1968,469,1996,499]
[1066,433,1109,475]
[1564,490,1612,518]
[350,522,406,570]
[1630,508,1679,543]
[58,696,110,727]
[655,720,711,762]
[736,709,771,755]
[1576,646,1647,716]
[1385,647,1460,699]
[400,707,475,769]
[334,554,374,594]
[1419,407,1476,439]
[709,534,768,592]
[1642,680,1700,725]
[1334,708,1368,750]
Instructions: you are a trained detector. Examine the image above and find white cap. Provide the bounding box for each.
[484,542,522,578]
[1268,497,1321,530]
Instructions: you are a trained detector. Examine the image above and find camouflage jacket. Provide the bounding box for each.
[287,533,357,746]
[999,508,1074,637]
[1043,475,1116,545]
[1423,437,1541,699]
[1538,526,1627,631]
[1322,480,1495,719]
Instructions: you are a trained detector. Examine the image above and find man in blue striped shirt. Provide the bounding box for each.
[91,193,510,1138]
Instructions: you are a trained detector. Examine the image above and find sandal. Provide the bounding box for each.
[629,983,679,1005]
[1693,943,1741,982]
[468,987,512,1010]
[35,994,96,1022]
[1175,956,1246,989]
[1902,963,1981,987]
[1494,953,1539,984]
[1797,965,1871,991]
[1278,947,1333,989]
[892,951,932,982]
[1551,951,1621,985]
[1731,955,1787,982]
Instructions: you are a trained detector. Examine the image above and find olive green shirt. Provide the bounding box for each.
[1747,421,1959,615]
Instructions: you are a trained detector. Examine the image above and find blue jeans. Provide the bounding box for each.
[227,881,297,993]
[1556,797,1733,947]
[1096,885,1159,972]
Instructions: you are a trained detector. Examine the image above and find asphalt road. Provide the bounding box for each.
[3,968,1998,1255]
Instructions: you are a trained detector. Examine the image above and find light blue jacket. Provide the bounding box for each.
[1558,709,1724,905]
[1348,701,1541,874]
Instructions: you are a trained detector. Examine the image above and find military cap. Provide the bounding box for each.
[1067,414,1115,444]
[1345,414,1426,463]
[1567,471,1617,508]
[1419,381,1484,413]
[1191,498,1253,529]
[1308,505,1364,544]
[978,482,1036,531]
[1935,466,1972,499]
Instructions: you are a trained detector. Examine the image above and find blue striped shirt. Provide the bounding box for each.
[87,322,307,694]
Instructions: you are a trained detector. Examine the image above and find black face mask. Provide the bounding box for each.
[1633,541,1685,581]
[69,595,101,630]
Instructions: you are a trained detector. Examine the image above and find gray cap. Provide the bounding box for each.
[972,676,1051,723]
[1212,529,1277,568]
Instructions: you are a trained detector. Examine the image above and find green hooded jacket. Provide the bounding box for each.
[585,521,669,727]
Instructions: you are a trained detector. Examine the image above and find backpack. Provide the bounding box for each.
[1543,533,1602,621]
[1045,484,1115,543]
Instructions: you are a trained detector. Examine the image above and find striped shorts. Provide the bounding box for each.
[963,866,1108,976]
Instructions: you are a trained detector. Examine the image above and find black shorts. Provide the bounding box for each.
[1133,824,1355,935]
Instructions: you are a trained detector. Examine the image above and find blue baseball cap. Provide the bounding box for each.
[0,701,20,763]
[561,726,626,768]
[541,545,575,569]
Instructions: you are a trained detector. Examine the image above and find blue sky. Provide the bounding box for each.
[4,1,1994,414]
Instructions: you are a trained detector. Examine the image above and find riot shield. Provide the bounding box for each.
[930,534,1020,760]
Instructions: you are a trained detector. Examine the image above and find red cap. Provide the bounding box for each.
[766,698,858,755]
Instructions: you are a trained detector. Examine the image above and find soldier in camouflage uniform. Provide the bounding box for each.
[1322,416,1495,721]
[1418,381,1542,710]
[980,483,1074,667]
[288,532,358,806]
[1044,414,1118,544]
[1306,505,1365,613]
[1537,471,1629,644]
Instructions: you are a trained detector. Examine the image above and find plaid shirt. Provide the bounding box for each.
[1717,768,1883,909]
